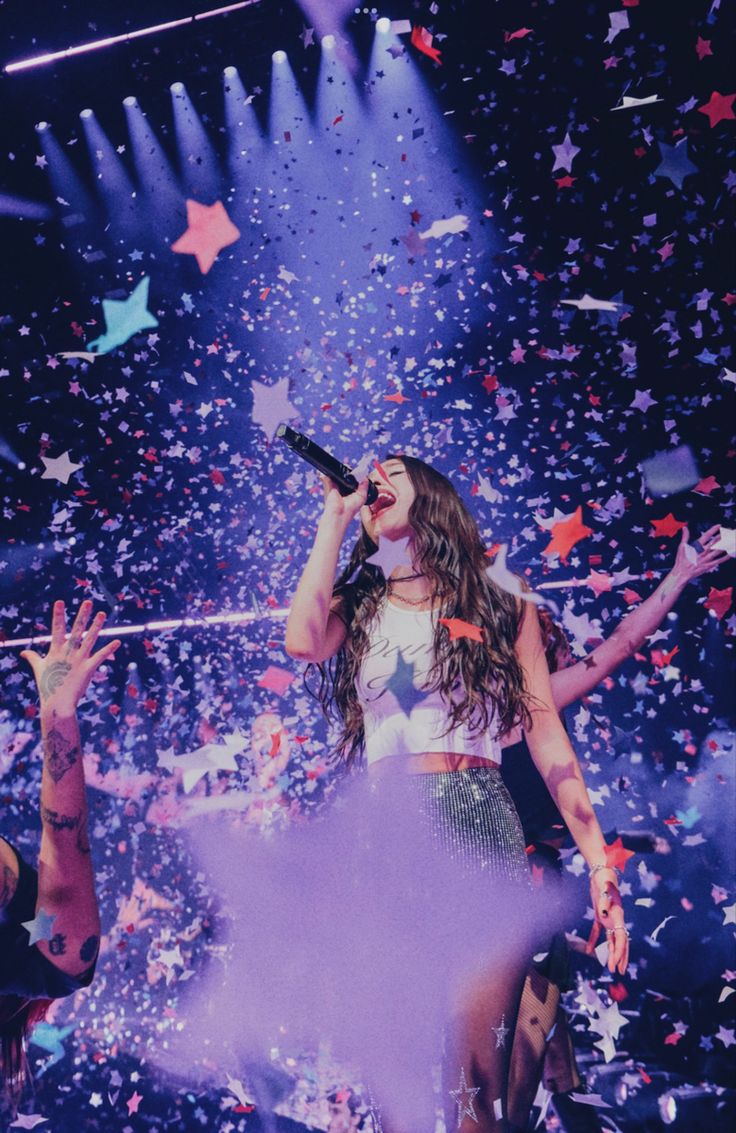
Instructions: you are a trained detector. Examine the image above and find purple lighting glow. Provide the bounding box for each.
[3,2,263,74]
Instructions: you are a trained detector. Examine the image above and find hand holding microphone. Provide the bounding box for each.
[276,424,378,504]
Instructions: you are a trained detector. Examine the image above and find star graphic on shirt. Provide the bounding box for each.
[492,1014,509,1048]
[450,1066,480,1123]
[383,652,430,717]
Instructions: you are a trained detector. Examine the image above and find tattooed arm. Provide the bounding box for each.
[550,525,729,710]
[0,836,19,911]
[21,600,120,978]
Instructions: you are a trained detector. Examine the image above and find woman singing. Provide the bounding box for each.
[285,455,628,1133]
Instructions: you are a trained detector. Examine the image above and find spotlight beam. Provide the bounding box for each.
[4,2,263,74]
[0,608,290,649]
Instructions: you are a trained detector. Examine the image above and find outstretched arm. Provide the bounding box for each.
[514,603,628,974]
[20,600,120,979]
[551,525,728,709]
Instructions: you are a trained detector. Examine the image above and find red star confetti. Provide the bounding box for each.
[542,507,593,561]
[171,199,241,274]
[651,514,687,538]
[439,617,484,643]
[704,586,733,620]
[697,90,736,127]
[605,837,636,874]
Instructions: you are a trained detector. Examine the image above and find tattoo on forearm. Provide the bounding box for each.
[40,661,72,699]
[79,934,99,964]
[76,818,91,855]
[48,932,67,956]
[44,727,80,783]
[0,864,18,908]
[41,805,81,833]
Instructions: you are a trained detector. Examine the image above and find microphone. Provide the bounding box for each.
[276,424,378,506]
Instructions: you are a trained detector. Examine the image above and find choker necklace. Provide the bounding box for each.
[387,571,425,583]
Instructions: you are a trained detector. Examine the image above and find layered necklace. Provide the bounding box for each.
[386,571,437,606]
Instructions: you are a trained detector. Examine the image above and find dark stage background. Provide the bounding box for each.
[0,1,734,1129]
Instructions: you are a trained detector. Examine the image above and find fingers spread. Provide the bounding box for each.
[79,611,106,658]
[50,600,67,650]
[68,599,93,646]
[89,639,121,670]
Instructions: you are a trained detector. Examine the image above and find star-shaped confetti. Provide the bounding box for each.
[87,276,159,354]
[171,199,240,273]
[698,90,736,127]
[40,451,82,485]
[439,616,484,643]
[551,132,580,173]
[542,507,593,561]
[365,535,413,578]
[251,376,299,443]
[21,907,57,945]
[653,139,698,189]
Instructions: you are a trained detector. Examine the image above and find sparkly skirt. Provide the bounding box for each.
[397,765,531,887]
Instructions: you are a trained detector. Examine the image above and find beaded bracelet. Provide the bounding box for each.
[589,863,622,883]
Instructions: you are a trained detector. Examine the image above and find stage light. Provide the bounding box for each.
[80,108,94,119]
[272,49,287,64]
[224,65,237,78]
[659,1084,736,1127]
[321,34,335,49]
[35,121,50,133]
[123,95,137,107]
[376,17,391,34]
[4,3,265,74]
[171,81,185,94]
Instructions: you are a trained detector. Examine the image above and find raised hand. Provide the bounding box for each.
[673,525,731,583]
[21,600,120,716]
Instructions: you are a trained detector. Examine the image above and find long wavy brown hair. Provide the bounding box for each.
[0,995,50,1105]
[305,455,533,767]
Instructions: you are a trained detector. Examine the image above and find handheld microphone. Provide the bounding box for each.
[276,424,378,506]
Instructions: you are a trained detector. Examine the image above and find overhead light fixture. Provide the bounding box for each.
[123,95,137,107]
[272,50,287,65]
[321,34,336,50]
[170,81,185,94]
[79,108,94,119]
[376,17,391,34]
[35,121,50,133]
[4,2,263,74]
[224,65,237,78]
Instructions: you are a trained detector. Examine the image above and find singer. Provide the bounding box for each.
[285,455,628,1133]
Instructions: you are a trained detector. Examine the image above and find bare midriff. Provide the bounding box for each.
[368,752,501,775]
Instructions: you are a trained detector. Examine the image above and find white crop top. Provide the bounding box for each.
[356,596,502,768]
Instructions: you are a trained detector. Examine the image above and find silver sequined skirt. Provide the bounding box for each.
[401,766,531,886]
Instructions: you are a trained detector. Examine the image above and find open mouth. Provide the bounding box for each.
[369,489,396,518]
